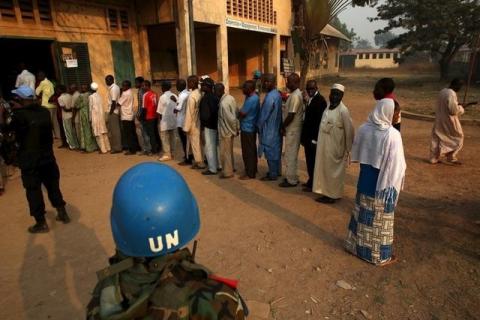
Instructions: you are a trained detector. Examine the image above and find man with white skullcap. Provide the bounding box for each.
[312,83,354,203]
[89,82,111,154]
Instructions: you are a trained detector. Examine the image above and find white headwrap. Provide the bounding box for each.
[351,98,406,199]
[90,82,99,91]
[332,83,345,92]
[368,98,394,130]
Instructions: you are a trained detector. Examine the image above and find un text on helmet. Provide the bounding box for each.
[148,230,180,253]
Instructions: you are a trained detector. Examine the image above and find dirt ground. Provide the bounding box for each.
[0,73,479,320]
[333,70,480,119]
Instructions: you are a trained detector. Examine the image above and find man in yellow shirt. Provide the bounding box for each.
[35,71,60,139]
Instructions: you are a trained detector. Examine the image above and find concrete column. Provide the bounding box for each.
[271,34,282,88]
[216,24,230,91]
[137,26,152,80]
[175,0,193,78]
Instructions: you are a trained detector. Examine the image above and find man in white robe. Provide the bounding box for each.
[89,82,110,154]
[312,84,354,203]
[430,79,466,165]
[183,75,205,169]
[15,63,35,90]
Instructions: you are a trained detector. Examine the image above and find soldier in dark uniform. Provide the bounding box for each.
[87,163,247,319]
[9,85,70,233]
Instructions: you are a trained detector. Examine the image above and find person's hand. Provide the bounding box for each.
[302,90,309,103]
[170,96,177,103]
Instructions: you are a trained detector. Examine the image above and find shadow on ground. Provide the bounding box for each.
[19,204,107,319]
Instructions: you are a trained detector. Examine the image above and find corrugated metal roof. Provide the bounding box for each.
[320,24,351,42]
[340,48,401,55]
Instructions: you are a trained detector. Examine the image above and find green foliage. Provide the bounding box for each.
[352,0,378,6]
[372,0,480,78]
[374,31,396,48]
[331,17,358,50]
[356,38,373,49]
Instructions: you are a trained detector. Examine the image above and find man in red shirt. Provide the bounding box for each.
[141,80,159,155]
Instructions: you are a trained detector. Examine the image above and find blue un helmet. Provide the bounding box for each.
[111,162,200,257]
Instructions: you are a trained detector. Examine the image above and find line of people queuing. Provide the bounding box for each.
[4,65,470,266]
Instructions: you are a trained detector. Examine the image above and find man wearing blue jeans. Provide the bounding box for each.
[199,78,220,175]
[239,81,260,180]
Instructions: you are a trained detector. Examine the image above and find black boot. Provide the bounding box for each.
[56,206,71,224]
[28,218,49,234]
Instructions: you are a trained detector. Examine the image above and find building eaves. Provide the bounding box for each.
[319,24,351,42]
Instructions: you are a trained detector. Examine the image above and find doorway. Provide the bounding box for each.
[147,24,178,81]
[0,38,56,99]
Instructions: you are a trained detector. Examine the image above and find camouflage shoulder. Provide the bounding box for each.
[187,277,246,320]
[86,278,107,320]
[148,272,246,320]
[86,274,120,320]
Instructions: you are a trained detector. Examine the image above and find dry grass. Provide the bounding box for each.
[317,70,480,119]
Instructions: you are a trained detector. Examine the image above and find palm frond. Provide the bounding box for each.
[329,0,353,21]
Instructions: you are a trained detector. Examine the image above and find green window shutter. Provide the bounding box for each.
[111,40,135,84]
[55,42,92,87]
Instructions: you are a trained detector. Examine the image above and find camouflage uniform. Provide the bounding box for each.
[86,249,247,320]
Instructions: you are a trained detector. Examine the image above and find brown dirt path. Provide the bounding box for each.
[0,79,479,320]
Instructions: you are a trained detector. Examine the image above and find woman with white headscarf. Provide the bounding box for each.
[345,78,406,266]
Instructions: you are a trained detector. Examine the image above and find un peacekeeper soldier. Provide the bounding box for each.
[9,85,70,233]
[87,162,248,319]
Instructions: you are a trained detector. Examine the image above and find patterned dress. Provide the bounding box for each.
[345,164,397,265]
[76,93,98,152]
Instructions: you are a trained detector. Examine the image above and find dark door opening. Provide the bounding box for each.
[147,24,178,81]
[0,38,56,99]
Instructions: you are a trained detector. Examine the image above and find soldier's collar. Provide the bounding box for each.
[96,249,194,281]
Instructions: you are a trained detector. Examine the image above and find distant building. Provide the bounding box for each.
[305,24,350,78]
[340,48,401,69]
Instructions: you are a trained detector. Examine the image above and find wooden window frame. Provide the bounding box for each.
[37,0,53,23]
[119,9,129,30]
[0,0,17,21]
[18,0,35,22]
[107,8,118,30]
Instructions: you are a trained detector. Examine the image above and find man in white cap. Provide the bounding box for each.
[89,82,111,154]
[312,84,354,203]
